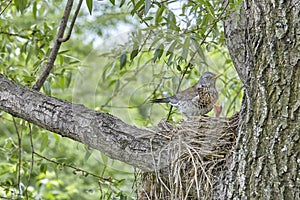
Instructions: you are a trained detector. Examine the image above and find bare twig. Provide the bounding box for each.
[25,123,34,199]
[32,0,74,91]
[0,0,12,16]
[226,85,243,116]
[12,118,22,196]
[0,31,29,39]
[0,196,12,200]
[33,151,113,183]
[58,0,83,42]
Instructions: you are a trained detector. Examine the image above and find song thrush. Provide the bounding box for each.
[151,72,220,117]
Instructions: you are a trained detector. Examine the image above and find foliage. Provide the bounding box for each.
[0,0,242,199]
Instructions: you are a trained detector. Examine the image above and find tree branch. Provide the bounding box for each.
[0,31,29,39]
[33,151,111,182]
[0,73,238,173]
[32,0,74,91]
[1,73,165,171]
[0,0,12,16]
[58,0,83,42]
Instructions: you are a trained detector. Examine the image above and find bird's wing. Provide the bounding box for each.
[175,85,198,101]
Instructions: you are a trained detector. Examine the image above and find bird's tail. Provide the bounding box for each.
[150,98,170,103]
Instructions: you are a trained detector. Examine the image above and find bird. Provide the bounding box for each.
[151,72,220,117]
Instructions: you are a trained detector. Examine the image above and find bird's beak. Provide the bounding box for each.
[213,74,221,79]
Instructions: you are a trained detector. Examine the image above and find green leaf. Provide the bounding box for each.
[32,1,37,19]
[109,0,115,5]
[144,0,151,16]
[189,2,201,14]
[83,149,93,165]
[101,153,108,167]
[143,16,153,21]
[200,14,210,29]
[202,0,214,17]
[114,79,120,91]
[167,52,173,65]
[153,44,164,63]
[155,6,165,25]
[6,45,12,54]
[109,79,116,87]
[40,163,47,174]
[53,134,60,142]
[131,0,144,15]
[14,0,28,13]
[69,60,80,65]
[166,11,179,31]
[59,55,64,66]
[44,21,51,31]
[43,80,51,95]
[102,62,116,81]
[191,37,205,62]
[181,37,190,60]
[25,47,32,64]
[23,75,35,83]
[130,49,139,61]
[120,53,127,69]
[58,50,70,54]
[120,0,126,7]
[167,40,178,55]
[86,0,93,15]
[149,34,162,50]
[66,72,72,87]
[40,133,49,152]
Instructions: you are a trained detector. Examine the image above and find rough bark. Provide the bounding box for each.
[224,0,300,199]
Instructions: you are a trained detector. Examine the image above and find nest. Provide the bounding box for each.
[136,113,239,200]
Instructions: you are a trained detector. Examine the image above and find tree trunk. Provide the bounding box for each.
[223,0,299,199]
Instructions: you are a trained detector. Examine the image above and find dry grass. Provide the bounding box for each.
[136,114,239,200]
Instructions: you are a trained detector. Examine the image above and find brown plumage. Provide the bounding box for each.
[151,72,220,117]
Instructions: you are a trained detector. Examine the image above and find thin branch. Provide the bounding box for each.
[12,117,22,196]
[25,123,34,199]
[0,196,12,200]
[32,0,74,91]
[58,0,83,42]
[33,152,113,183]
[0,0,12,16]
[0,31,29,39]
[226,85,243,116]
